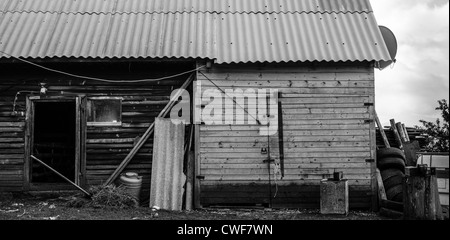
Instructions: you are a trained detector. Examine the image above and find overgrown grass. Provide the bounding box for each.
[66,184,138,209]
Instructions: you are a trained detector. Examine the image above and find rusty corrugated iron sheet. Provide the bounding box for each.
[150,117,185,211]
[0,0,391,63]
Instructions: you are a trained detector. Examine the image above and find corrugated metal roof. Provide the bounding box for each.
[0,0,391,63]
[0,12,216,59]
[217,12,388,63]
[0,0,372,14]
[150,117,186,211]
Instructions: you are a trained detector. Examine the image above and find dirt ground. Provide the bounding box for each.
[0,191,393,220]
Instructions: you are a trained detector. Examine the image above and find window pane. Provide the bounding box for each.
[87,98,122,125]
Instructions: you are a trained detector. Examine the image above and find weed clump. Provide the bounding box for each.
[66,184,138,209]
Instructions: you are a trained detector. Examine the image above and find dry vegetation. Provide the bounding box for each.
[66,185,138,209]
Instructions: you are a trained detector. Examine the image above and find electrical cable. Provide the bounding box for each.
[198,71,262,125]
[199,70,281,202]
[0,50,205,83]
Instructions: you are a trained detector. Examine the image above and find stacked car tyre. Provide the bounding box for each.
[377,148,406,203]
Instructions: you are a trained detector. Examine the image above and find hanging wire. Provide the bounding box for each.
[390,59,396,69]
[198,71,261,125]
[273,161,280,198]
[0,50,205,83]
[199,70,282,200]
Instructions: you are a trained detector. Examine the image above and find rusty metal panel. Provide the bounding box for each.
[150,117,185,211]
[0,0,391,63]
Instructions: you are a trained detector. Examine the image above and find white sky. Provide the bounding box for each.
[370,0,449,127]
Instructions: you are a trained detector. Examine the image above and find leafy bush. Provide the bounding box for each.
[416,99,449,152]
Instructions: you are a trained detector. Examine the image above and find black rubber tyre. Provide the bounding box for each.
[377,148,406,161]
[383,173,404,190]
[378,157,405,172]
[392,191,403,203]
[386,185,403,202]
[380,168,402,180]
[381,168,403,181]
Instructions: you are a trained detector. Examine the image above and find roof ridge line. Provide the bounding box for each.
[0,10,373,15]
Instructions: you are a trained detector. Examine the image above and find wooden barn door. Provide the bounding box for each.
[24,95,85,190]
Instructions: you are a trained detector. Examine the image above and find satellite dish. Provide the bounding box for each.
[377,25,397,70]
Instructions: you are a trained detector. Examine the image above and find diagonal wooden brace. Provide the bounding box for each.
[374,110,390,148]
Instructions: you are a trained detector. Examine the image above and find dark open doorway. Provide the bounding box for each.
[31,101,76,183]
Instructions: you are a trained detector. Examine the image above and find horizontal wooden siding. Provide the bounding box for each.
[0,61,193,200]
[197,62,375,209]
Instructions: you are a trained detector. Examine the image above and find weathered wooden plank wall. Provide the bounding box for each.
[0,61,193,199]
[196,62,375,209]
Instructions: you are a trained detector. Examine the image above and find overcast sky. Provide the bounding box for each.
[370,0,449,127]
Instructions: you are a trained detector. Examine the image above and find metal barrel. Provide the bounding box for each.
[118,172,143,201]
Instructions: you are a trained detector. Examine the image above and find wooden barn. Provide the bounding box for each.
[0,0,393,209]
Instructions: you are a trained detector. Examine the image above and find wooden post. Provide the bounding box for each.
[390,119,403,150]
[185,151,195,210]
[75,97,81,186]
[79,96,87,188]
[368,98,377,211]
[402,124,411,142]
[403,166,444,220]
[396,122,408,143]
[23,97,33,190]
[277,92,284,177]
[194,124,201,209]
[184,125,195,211]
[374,111,390,148]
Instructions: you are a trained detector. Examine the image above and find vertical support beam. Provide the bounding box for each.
[79,96,87,188]
[74,97,81,186]
[368,95,378,211]
[277,92,284,177]
[193,62,202,209]
[184,124,194,210]
[194,124,201,209]
[23,97,33,190]
[185,151,195,210]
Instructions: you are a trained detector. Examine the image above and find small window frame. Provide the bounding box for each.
[86,96,123,127]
